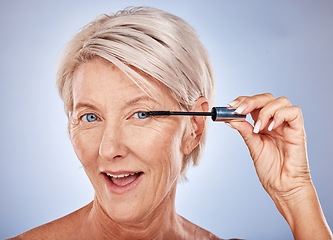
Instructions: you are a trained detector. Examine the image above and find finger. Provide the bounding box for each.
[269,106,304,132]
[227,96,248,108]
[229,93,275,115]
[255,96,292,133]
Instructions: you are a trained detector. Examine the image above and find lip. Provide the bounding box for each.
[101,171,144,194]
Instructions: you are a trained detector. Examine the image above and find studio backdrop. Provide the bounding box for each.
[1,1,332,239]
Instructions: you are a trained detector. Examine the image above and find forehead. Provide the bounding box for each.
[71,58,176,108]
[73,59,133,96]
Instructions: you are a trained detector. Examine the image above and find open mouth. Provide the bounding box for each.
[102,171,144,193]
[106,172,143,187]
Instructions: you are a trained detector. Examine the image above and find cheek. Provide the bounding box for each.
[70,127,102,168]
[127,121,184,177]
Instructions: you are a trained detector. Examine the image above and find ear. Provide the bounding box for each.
[182,97,209,155]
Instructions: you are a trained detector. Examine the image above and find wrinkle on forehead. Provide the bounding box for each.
[71,58,179,114]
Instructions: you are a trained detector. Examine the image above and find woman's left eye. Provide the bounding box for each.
[81,113,99,122]
[134,112,150,119]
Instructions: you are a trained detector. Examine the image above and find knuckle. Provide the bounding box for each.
[274,108,285,118]
[291,105,302,114]
[263,93,274,99]
[244,97,256,106]
[276,96,291,105]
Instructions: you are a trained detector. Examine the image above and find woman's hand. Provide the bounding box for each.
[227,93,332,240]
[228,93,309,200]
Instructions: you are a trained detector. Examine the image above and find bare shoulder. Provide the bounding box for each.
[7,203,92,240]
[177,215,223,240]
[177,215,245,240]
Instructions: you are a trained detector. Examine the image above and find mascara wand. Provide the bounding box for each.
[145,107,246,122]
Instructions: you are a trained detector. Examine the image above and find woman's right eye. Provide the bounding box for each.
[81,113,99,122]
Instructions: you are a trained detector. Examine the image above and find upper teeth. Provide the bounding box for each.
[106,173,136,178]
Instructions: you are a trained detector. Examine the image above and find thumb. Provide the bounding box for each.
[227,121,263,159]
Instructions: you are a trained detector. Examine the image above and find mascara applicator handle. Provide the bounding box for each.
[211,107,246,121]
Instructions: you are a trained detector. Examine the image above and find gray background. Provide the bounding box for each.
[1,0,332,239]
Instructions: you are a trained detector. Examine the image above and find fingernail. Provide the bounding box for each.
[253,120,261,133]
[227,100,239,107]
[268,120,275,131]
[234,104,247,114]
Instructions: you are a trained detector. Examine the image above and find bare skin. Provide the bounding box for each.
[9,58,332,239]
[9,58,221,240]
[12,190,220,240]
[228,94,332,239]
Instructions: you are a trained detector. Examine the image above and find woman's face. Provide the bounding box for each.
[70,58,190,222]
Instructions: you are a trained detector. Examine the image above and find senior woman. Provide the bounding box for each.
[11,7,332,240]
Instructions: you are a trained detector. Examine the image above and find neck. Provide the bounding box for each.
[83,186,185,239]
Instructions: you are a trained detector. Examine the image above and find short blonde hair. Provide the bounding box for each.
[56,7,215,178]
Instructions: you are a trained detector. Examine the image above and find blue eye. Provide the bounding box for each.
[135,112,150,119]
[82,113,99,122]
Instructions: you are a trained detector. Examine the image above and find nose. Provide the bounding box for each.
[98,122,128,161]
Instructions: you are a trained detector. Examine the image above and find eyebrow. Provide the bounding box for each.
[124,95,157,106]
[73,95,157,112]
[73,102,99,112]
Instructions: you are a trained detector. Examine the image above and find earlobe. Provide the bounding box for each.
[182,129,196,155]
